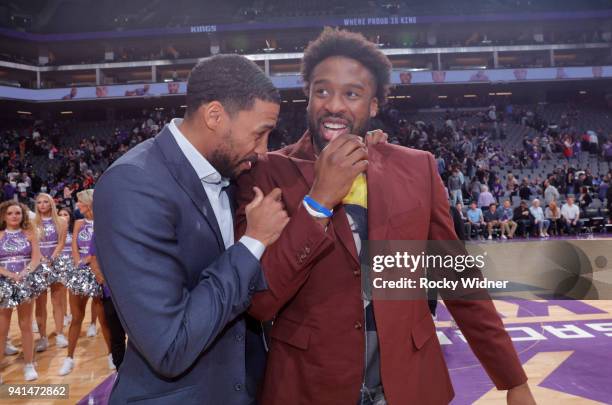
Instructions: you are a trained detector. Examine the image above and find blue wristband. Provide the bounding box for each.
[303,195,333,218]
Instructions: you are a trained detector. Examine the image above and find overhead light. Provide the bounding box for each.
[180,105,187,108]
[395,95,410,99]
[282,100,289,103]
[155,107,164,111]
[17,111,31,115]
[488,92,496,96]
[438,95,448,99]
[579,90,587,94]
[60,111,73,115]
[163,78,173,82]
[464,95,477,98]
[292,99,307,103]
[496,92,512,96]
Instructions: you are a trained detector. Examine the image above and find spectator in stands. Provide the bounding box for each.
[449,204,467,241]
[599,175,610,202]
[466,201,486,240]
[499,200,518,239]
[514,200,534,237]
[545,201,562,236]
[447,167,463,205]
[518,178,532,201]
[469,177,482,203]
[506,173,518,198]
[529,199,550,237]
[566,171,577,196]
[483,202,502,240]
[455,202,470,238]
[477,185,495,209]
[603,139,612,162]
[492,177,504,203]
[2,179,15,202]
[577,186,592,215]
[544,179,560,206]
[588,130,599,154]
[562,137,574,161]
[561,196,581,234]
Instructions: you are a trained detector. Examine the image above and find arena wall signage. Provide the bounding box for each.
[1,10,612,42]
[1,66,610,102]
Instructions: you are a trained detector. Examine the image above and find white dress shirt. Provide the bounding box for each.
[168,119,264,259]
[561,203,580,221]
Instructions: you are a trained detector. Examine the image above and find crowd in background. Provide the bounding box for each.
[2,102,612,241]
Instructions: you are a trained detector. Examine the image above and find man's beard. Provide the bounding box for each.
[209,149,237,179]
[209,140,258,180]
[307,112,369,153]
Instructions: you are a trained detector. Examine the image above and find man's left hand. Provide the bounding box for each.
[507,383,536,405]
[365,129,388,146]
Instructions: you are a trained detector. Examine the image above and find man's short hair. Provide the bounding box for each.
[186,54,280,117]
[301,27,391,104]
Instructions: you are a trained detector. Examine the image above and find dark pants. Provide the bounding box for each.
[564,220,582,235]
[102,296,126,370]
[549,218,563,235]
[516,219,532,237]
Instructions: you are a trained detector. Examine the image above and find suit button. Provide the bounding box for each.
[234,383,242,391]
[304,246,311,254]
[353,270,360,277]
[249,284,256,291]
[354,321,362,330]
[236,334,244,342]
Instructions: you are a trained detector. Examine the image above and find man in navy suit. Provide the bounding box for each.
[94,54,289,404]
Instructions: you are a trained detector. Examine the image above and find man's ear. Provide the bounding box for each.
[201,101,225,130]
[370,97,379,118]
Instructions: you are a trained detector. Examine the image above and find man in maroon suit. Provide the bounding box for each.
[236,28,535,405]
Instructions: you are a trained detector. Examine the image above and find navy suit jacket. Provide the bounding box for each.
[94,127,266,404]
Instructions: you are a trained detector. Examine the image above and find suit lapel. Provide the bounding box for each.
[366,145,393,241]
[155,128,224,251]
[286,132,360,265]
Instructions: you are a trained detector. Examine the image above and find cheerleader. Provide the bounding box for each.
[33,193,69,352]
[58,208,73,326]
[0,201,42,381]
[58,190,111,376]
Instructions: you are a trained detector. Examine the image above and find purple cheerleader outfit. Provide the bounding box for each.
[39,218,59,260]
[66,219,101,297]
[61,232,72,258]
[77,219,94,261]
[0,229,32,274]
[0,229,37,308]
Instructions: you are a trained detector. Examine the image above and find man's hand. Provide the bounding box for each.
[309,134,368,210]
[365,129,388,146]
[245,187,290,247]
[507,382,536,405]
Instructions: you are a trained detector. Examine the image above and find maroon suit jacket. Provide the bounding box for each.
[235,132,527,405]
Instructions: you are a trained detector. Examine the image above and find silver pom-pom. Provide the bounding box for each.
[21,264,51,298]
[0,269,46,308]
[0,277,16,308]
[65,264,102,298]
[49,256,74,285]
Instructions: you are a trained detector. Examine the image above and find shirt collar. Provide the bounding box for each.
[168,118,229,186]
